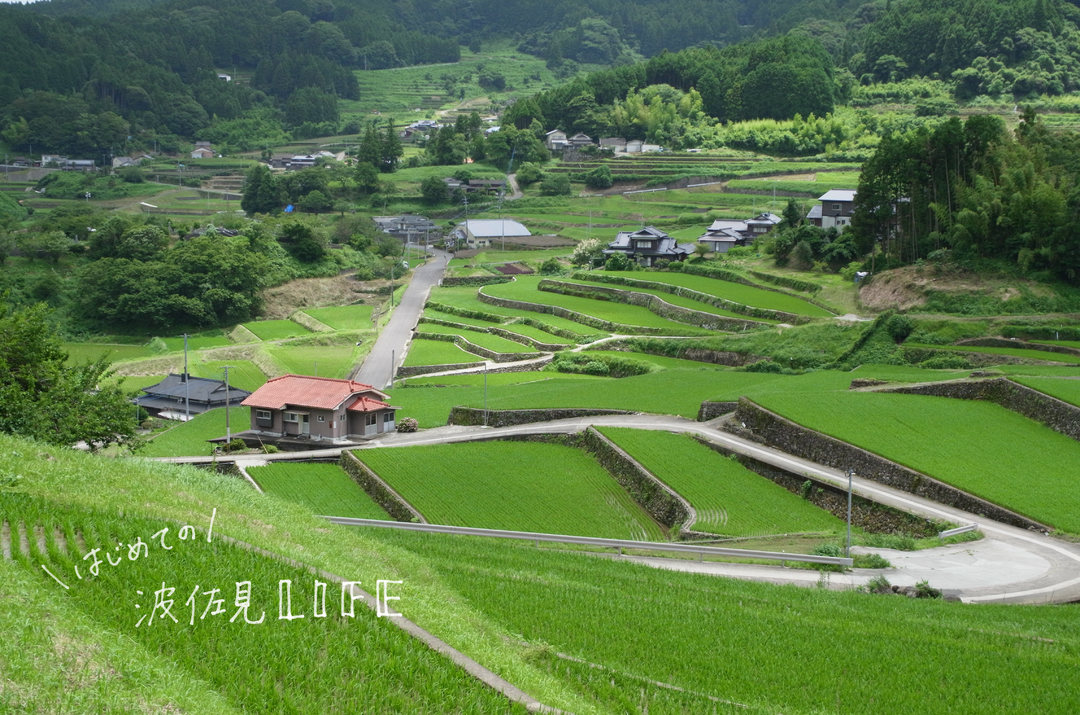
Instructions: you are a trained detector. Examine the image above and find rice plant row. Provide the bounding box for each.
[1010,375,1080,407]
[588,270,834,317]
[304,305,374,331]
[428,286,600,336]
[248,463,392,521]
[0,494,525,714]
[368,528,1080,715]
[559,278,754,321]
[755,390,1080,533]
[241,320,314,341]
[904,342,1080,364]
[354,441,666,541]
[482,276,713,333]
[402,339,481,367]
[598,428,842,537]
[417,325,538,353]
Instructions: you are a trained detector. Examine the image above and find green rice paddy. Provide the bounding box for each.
[482,276,713,333]
[304,305,374,331]
[265,345,359,379]
[355,441,665,540]
[588,270,834,317]
[138,407,247,458]
[241,320,313,341]
[249,462,391,520]
[403,339,481,367]
[756,391,1080,533]
[600,428,842,536]
[417,325,536,353]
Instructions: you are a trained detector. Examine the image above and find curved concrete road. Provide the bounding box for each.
[153,413,1080,604]
[351,249,451,389]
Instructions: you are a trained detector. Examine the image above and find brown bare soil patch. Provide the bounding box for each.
[261,274,368,319]
[495,263,534,275]
[859,265,1056,311]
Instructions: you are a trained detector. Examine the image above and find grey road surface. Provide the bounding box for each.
[350,249,450,389]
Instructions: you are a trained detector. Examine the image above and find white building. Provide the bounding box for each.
[451,219,531,249]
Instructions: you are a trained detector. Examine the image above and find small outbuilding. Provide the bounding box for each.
[135,373,251,421]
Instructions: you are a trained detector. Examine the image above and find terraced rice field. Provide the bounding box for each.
[241,320,313,341]
[482,277,713,333]
[905,343,1080,364]
[63,342,155,365]
[1,496,516,713]
[190,359,267,392]
[389,369,842,427]
[371,528,1080,715]
[560,278,755,321]
[304,305,374,330]
[249,462,390,520]
[756,391,1080,533]
[160,332,234,351]
[417,325,536,353]
[355,441,665,540]
[423,309,502,328]
[1010,375,1080,406]
[581,350,734,370]
[138,407,247,457]
[496,322,575,345]
[403,339,480,367]
[588,270,834,317]
[266,344,359,379]
[601,428,841,536]
[429,286,601,336]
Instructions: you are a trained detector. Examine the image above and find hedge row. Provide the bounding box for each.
[440,275,514,287]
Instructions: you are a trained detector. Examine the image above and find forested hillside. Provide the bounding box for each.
[2,0,1080,161]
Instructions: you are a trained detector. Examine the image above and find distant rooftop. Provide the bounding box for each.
[818,189,857,202]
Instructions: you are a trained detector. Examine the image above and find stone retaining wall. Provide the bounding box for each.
[679,263,836,314]
[881,377,1080,442]
[417,317,565,352]
[578,427,690,529]
[567,272,799,324]
[696,401,738,421]
[726,398,1050,532]
[596,338,762,367]
[541,279,770,331]
[425,300,506,324]
[691,437,941,535]
[746,269,821,294]
[397,361,486,377]
[339,451,424,522]
[447,406,633,428]
[955,337,1080,357]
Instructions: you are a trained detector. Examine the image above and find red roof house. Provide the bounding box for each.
[236,374,399,446]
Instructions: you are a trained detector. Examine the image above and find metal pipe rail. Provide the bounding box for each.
[939,523,979,539]
[322,517,854,567]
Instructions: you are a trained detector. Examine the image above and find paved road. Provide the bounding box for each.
[151,413,1080,604]
[350,249,450,389]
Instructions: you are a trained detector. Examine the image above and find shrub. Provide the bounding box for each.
[800,479,813,499]
[811,543,844,557]
[744,359,782,373]
[397,417,419,433]
[885,314,914,343]
[915,579,942,599]
[516,162,544,185]
[853,553,891,569]
[222,438,247,453]
[540,174,572,196]
[840,260,863,281]
[262,444,280,454]
[604,252,631,271]
[584,165,614,189]
[539,257,562,275]
[865,575,892,593]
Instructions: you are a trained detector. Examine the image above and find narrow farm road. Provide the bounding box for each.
[151,413,1080,604]
[505,173,523,200]
[350,249,451,389]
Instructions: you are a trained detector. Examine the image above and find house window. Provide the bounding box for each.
[339,414,346,421]
[832,203,842,211]
[283,412,299,423]
[366,413,377,426]
[256,410,271,420]
[317,415,325,422]
[634,240,651,249]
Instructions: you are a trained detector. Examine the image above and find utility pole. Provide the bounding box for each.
[846,469,854,558]
[223,366,234,446]
[183,334,190,422]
